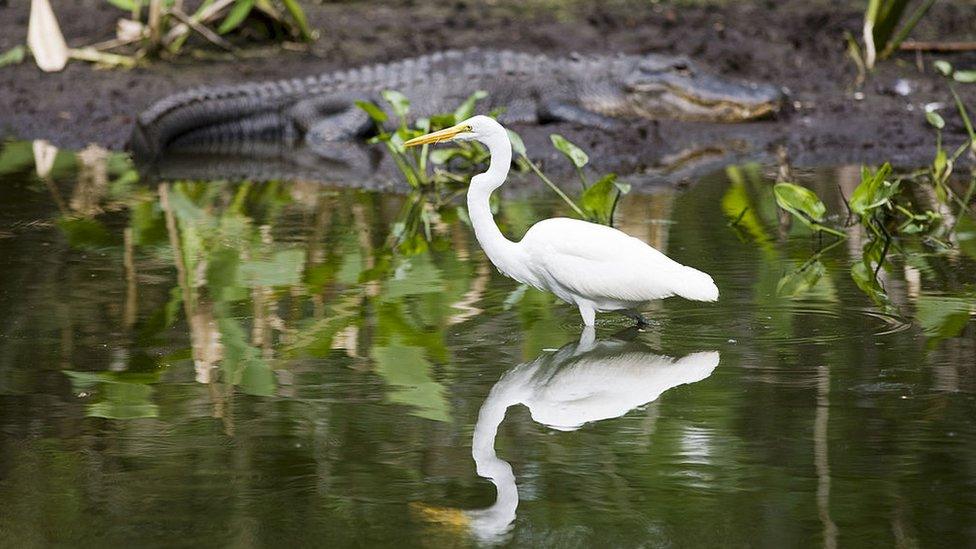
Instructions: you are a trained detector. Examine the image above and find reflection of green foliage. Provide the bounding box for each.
[56,217,115,248]
[916,295,974,343]
[958,213,976,260]
[371,338,451,423]
[65,371,160,419]
[851,261,895,313]
[0,140,33,176]
[218,312,275,397]
[382,254,445,301]
[240,249,306,287]
[159,181,306,397]
[0,140,78,179]
[777,260,826,298]
[721,168,773,250]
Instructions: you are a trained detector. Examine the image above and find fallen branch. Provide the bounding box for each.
[68,48,137,68]
[169,8,236,52]
[162,0,237,47]
[899,41,976,52]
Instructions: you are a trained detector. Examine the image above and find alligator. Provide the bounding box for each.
[130,48,783,160]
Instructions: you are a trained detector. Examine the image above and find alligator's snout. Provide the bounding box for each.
[625,62,784,123]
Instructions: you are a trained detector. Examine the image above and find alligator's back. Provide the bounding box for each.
[130,49,564,160]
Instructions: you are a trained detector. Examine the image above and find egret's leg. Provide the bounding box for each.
[577,326,597,351]
[578,305,596,327]
[621,310,650,328]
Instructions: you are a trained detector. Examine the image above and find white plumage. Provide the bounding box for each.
[405,115,718,326]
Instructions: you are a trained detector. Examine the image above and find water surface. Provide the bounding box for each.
[0,142,974,547]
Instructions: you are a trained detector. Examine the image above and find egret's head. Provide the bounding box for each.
[622,55,783,122]
[404,115,501,147]
[405,115,511,191]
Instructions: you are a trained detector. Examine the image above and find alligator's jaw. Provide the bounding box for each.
[626,77,783,123]
[636,88,779,122]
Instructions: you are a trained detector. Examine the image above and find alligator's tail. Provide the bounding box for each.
[129,79,314,161]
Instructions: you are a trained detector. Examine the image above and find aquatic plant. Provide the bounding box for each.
[356,90,491,190]
[358,91,627,227]
[515,132,631,227]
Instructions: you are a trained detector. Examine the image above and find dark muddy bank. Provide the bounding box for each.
[2,0,976,179]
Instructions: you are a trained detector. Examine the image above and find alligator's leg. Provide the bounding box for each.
[288,93,377,166]
[538,101,621,130]
[289,93,374,139]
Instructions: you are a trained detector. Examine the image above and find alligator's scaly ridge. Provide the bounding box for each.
[131,48,781,160]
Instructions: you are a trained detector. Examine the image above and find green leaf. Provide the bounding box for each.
[0,45,25,68]
[381,90,410,120]
[953,70,976,83]
[280,0,313,41]
[580,173,621,225]
[355,100,388,124]
[926,110,945,129]
[934,59,953,76]
[428,147,464,165]
[453,90,488,122]
[933,147,949,181]
[850,163,897,216]
[106,0,138,10]
[428,113,456,129]
[773,182,827,224]
[217,0,255,34]
[549,134,588,169]
[507,129,527,157]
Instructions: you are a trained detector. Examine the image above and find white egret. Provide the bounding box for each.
[404,116,718,327]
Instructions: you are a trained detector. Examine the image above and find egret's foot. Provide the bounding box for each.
[621,310,650,328]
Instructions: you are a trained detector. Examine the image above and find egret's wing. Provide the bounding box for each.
[522,218,715,303]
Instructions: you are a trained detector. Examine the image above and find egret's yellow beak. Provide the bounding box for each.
[404,123,472,147]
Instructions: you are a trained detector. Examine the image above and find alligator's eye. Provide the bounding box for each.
[670,62,693,76]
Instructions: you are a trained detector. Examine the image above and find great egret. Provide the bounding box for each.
[414,327,720,542]
[404,116,718,327]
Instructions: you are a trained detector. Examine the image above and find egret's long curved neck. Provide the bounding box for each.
[467,131,527,281]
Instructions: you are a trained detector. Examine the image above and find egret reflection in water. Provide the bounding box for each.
[417,327,720,543]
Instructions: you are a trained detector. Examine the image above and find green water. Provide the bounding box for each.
[0,142,975,547]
